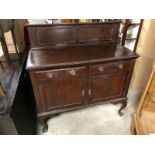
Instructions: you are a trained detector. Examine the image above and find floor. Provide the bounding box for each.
[38,89,143,135]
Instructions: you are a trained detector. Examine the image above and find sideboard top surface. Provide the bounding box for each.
[26,44,138,70]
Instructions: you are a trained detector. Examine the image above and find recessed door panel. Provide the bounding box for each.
[89,73,126,103]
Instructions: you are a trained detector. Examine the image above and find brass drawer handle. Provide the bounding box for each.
[118,64,123,69]
[98,66,104,72]
[69,69,76,76]
[47,73,53,78]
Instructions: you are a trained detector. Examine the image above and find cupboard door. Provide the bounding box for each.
[35,67,87,113]
[88,73,126,104]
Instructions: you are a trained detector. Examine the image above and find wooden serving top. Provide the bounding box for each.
[26,44,138,70]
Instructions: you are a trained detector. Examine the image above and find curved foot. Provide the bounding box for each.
[118,109,124,116]
[118,101,127,116]
[42,123,48,133]
[39,117,48,133]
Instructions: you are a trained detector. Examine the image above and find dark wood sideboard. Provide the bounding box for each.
[26,22,138,132]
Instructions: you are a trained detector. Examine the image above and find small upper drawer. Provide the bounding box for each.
[90,62,130,75]
[35,67,86,82]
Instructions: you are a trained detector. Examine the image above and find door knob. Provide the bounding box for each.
[69,69,76,76]
[98,66,104,72]
[47,73,53,78]
[118,64,123,69]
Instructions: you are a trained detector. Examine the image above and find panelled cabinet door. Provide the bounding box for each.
[88,62,130,104]
[35,67,87,113]
[88,73,126,103]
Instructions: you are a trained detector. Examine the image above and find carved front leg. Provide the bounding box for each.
[38,117,48,133]
[38,114,60,133]
[118,100,127,116]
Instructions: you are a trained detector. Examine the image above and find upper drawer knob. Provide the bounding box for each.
[69,69,76,76]
[118,64,123,69]
[47,73,53,78]
[98,66,104,72]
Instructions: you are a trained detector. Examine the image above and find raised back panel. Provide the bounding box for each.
[27,22,120,48]
[36,26,76,46]
[79,25,114,43]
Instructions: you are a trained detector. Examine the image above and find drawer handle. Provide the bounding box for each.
[69,69,76,76]
[118,64,123,69]
[81,90,85,97]
[98,66,104,72]
[47,73,53,78]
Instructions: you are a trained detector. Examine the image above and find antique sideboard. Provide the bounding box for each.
[26,22,138,132]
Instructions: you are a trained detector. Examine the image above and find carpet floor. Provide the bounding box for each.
[38,89,142,135]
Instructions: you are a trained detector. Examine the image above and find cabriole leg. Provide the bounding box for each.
[38,117,48,133]
[118,100,127,116]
